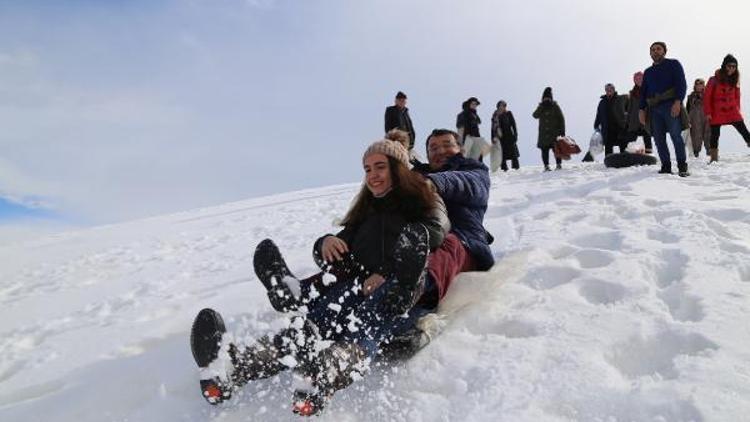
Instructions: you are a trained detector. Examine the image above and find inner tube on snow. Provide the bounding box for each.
[604,152,658,168]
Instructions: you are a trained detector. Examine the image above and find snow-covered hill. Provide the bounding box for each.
[2,155,750,422]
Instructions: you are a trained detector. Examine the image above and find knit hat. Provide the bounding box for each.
[363,139,410,167]
[722,54,738,69]
[542,87,553,100]
[467,96,480,105]
[395,91,407,99]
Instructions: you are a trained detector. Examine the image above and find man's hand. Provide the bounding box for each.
[671,100,681,117]
[639,109,646,126]
[362,274,385,296]
[321,236,349,262]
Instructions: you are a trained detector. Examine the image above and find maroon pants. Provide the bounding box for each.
[426,233,476,303]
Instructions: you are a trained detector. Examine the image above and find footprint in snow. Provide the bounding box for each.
[576,277,628,305]
[573,249,615,269]
[652,249,689,288]
[520,266,581,290]
[646,228,681,244]
[705,208,750,223]
[657,284,705,323]
[570,231,625,252]
[718,239,750,255]
[605,330,718,380]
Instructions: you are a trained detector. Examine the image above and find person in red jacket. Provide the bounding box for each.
[703,54,750,162]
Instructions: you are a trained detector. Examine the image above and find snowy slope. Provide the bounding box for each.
[1,155,750,422]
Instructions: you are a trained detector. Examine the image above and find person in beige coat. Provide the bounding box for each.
[686,78,711,158]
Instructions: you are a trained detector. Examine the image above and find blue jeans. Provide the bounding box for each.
[303,277,412,358]
[650,102,686,166]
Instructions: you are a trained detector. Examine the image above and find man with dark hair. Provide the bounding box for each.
[594,83,628,156]
[384,91,416,151]
[638,41,690,176]
[384,128,494,357]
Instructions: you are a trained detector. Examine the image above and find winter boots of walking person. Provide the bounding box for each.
[594,83,629,156]
[624,71,653,154]
[703,54,750,163]
[638,41,690,177]
[491,100,520,171]
[533,87,565,171]
[686,78,712,158]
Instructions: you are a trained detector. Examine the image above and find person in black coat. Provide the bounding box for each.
[384,91,416,150]
[456,97,482,143]
[594,83,628,155]
[491,100,520,171]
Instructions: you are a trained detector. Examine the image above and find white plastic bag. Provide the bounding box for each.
[683,129,693,156]
[490,139,503,172]
[463,136,490,160]
[589,130,604,156]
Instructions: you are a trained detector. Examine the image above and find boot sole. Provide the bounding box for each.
[253,239,299,312]
[190,308,227,368]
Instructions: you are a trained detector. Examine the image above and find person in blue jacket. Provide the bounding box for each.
[638,41,690,176]
[381,128,495,357]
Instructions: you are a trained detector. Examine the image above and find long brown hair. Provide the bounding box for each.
[341,157,436,227]
[717,67,740,86]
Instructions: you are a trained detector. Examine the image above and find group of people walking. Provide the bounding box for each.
[384,42,749,177]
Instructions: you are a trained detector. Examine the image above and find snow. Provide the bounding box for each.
[1,155,750,421]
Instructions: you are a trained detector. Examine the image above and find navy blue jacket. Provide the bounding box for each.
[413,155,494,270]
[639,58,687,109]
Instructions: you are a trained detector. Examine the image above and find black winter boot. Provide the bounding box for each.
[658,163,672,174]
[254,239,301,312]
[191,308,233,404]
[384,223,430,315]
[678,162,690,177]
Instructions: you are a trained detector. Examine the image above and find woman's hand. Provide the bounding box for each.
[362,274,385,296]
[321,236,349,262]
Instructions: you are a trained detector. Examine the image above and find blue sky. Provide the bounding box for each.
[1,0,749,234]
[0,196,53,219]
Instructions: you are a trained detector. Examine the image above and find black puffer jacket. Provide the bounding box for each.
[314,188,448,276]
